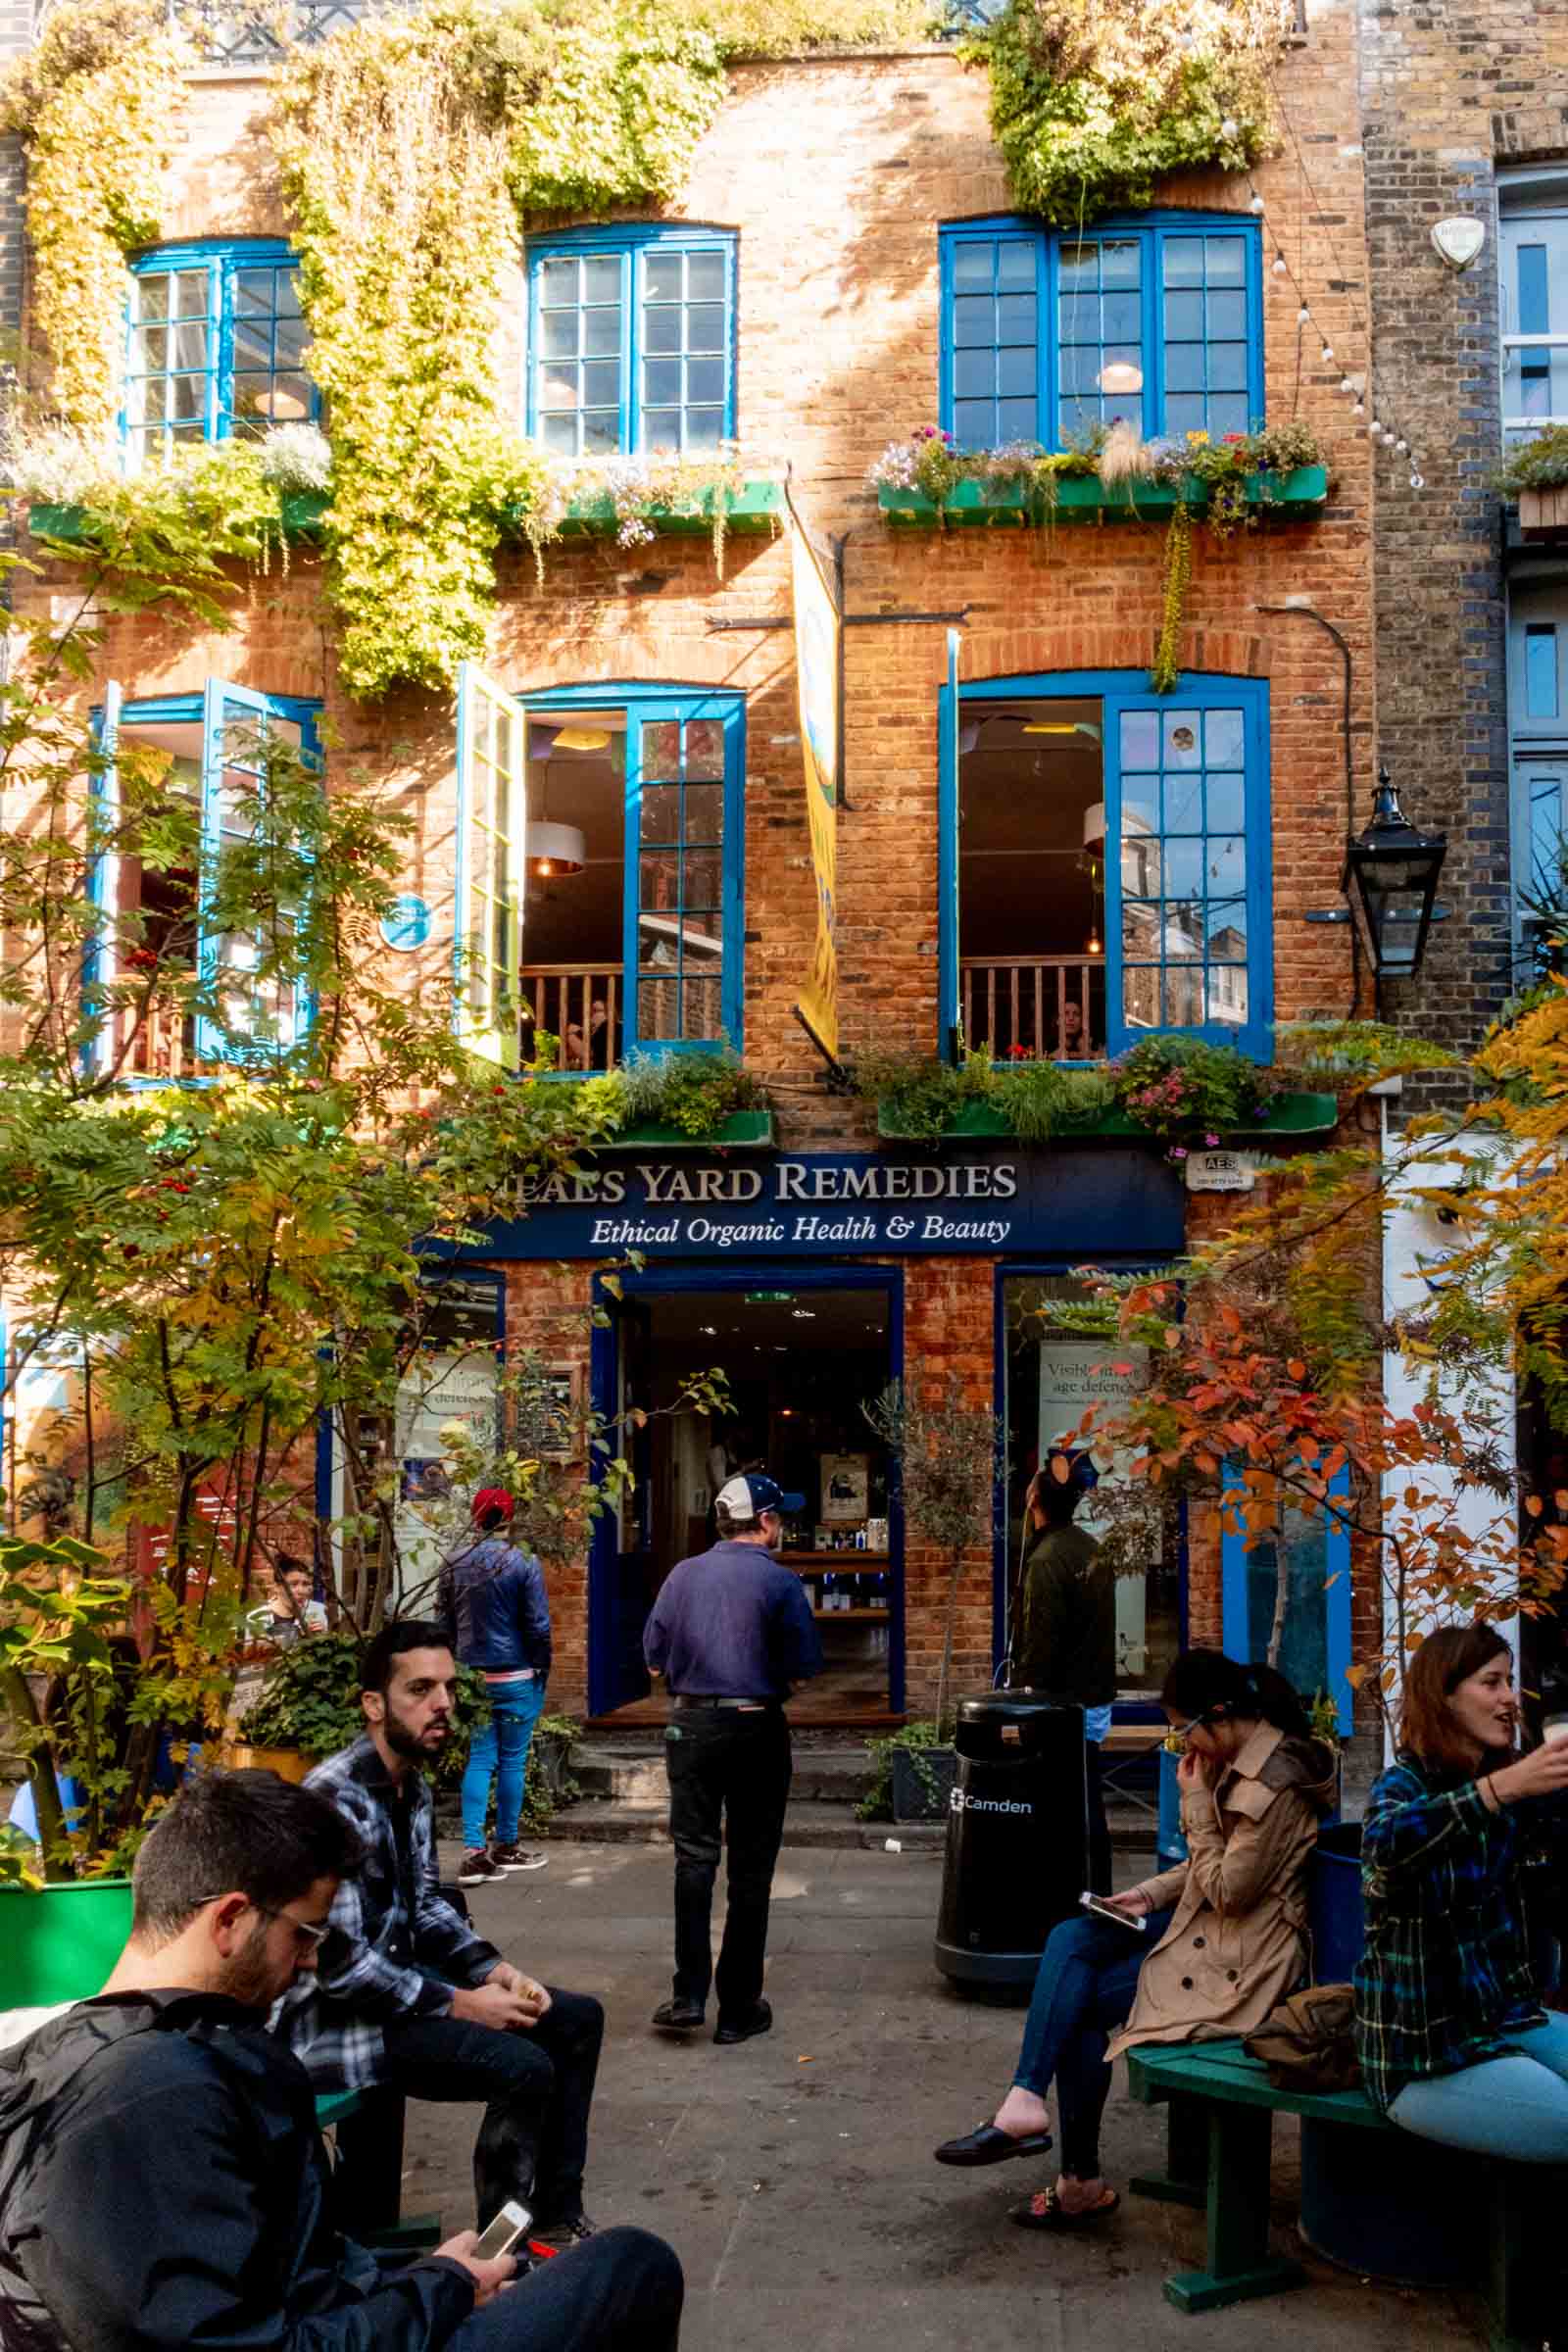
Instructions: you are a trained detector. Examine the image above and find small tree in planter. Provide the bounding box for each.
[864,1378,1003,1817]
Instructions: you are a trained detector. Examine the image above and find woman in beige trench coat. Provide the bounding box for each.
[934,1650,1337,2230]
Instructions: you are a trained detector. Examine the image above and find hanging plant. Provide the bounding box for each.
[973,0,1284,227]
[0,0,190,437]
[1151,494,1192,694]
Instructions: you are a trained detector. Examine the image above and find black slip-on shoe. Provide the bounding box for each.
[713,1998,772,2046]
[652,1998,706,2033]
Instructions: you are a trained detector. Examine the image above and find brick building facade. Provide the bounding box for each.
[9,12,1390,1747]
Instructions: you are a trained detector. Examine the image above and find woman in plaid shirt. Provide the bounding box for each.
[1354,1621,1568,2158]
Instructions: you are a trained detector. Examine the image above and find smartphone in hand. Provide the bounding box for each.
[472,2200,533,2261]
[1079,1891,1146,1934]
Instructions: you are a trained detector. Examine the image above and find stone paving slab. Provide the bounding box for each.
[416,1838,1485,2352]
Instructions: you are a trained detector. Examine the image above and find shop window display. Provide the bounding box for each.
[1001,1273,1180,1697]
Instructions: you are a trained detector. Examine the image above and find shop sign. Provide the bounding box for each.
[471,1149,1184,1262]
[1185,1148,1258,1193]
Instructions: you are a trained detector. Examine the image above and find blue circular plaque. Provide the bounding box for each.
[380,894,432,952]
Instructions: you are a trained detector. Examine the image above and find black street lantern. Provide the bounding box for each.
[1343,765,1447,983]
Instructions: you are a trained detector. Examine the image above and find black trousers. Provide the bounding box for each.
[374,1990,604,2230]
[664,1706,791,2017]
[1084,1739,1113,1896]
[448,2225,682,2352]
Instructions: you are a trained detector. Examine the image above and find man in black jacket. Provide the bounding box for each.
[1012,1448,1115,1893]
[0,1769,681,2352]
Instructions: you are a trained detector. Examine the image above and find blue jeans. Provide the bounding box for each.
[1389,2015,1568,2162]
[1010,1907,1174,2179]
[462,1677,545,1848]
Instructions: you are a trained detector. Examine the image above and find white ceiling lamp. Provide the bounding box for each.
[1097,361,1144,396]
[525,820,586,879]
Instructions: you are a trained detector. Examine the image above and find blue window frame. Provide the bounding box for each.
[940,214,1264,452]
[940,664,1272,1063]
[123,240,317,466]
[87,683,323,1070]
[525,225,736,458]
[1221,1462,1353,1735]
[459,676,745,1064]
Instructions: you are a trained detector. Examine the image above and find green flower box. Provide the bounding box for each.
[554,478,784,539]
[598,1109,775,1152]
[876,466,1329,529]
[875,1090,1339,1146]
[0,1877,133,2007]
[28,477,784,551]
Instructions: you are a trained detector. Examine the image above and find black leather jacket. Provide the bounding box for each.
[0,1990,474,2352]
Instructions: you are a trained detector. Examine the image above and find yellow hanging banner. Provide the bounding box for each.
[789,493,842,1061]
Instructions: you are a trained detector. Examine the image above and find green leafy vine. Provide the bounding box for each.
[0,0,190,439]
[973,0,1283,227]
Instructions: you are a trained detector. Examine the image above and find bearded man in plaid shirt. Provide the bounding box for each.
[273,1621,603,2245]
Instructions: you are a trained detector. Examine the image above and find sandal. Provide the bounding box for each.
[1008,2185,1121,2230]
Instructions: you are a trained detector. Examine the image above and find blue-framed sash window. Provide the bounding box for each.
[1221,1462,1353,1735]
[941,215,1263,452]
[526,226,736,458]
[124,240,316,466]
[942,669,1272,1062]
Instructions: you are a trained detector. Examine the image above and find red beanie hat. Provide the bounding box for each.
[471,1487,514,1525]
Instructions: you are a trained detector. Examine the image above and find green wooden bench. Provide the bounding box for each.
[314,2086,442,2252]
[1126,2036,1564,2352]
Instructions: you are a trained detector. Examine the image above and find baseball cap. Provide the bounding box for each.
[716,1472,805,1519]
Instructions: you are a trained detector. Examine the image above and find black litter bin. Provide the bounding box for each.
[934,1690,1089,1988]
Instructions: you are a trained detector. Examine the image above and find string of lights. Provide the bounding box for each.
[1240,55,1428,492]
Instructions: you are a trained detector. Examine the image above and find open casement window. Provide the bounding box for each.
[84,680,122,1076]
[195,681,322,1064]
[943,669,1271,1064]
[455,663,527,1068]
[516,686,745,1070]
[1221,1460,1352,1735]
[940,215,1263,454]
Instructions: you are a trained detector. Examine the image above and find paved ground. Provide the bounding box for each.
[416,1838,1487,2352]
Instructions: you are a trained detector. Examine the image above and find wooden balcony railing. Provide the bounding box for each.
[961,955,1106,1061]
[522,963,622,1072]
[122,998,198,1081]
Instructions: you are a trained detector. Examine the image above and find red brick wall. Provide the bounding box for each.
[7,29,1377,1714]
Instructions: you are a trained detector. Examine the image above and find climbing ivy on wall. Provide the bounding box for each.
[270,0,726,700]
[0,0,189,439]
[975,0,1282,227]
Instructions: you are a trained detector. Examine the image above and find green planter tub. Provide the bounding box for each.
[0,1877,133,2008]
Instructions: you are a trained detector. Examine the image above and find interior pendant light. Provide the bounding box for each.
[552,726,612,754]
[525,820,587,879]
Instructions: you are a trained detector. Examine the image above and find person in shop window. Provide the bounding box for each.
[643,1473,822,2045]
[1011,1449,1114,1892]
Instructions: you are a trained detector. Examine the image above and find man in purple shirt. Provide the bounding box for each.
[643,1473,822,2045]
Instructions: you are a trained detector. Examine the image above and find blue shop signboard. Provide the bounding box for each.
[471,1148,1183,1261]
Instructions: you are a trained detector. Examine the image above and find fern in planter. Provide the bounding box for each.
[857,1717,945,1822]
[611,1050,767,1138]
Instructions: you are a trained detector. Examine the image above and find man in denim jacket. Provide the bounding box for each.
[440,1488,552,1883]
